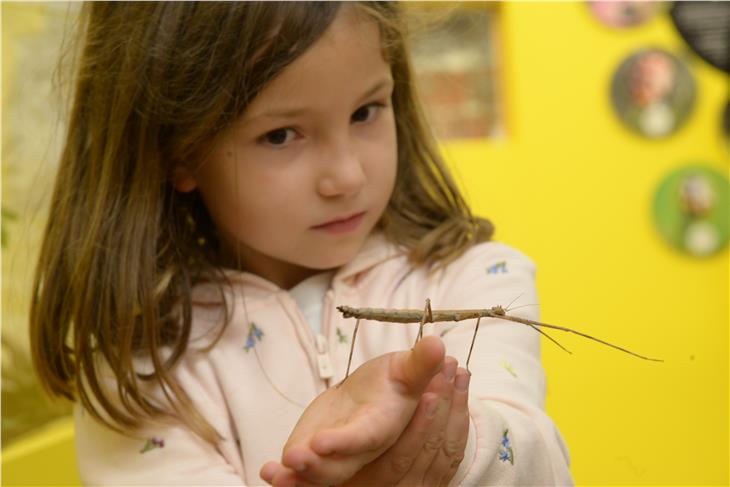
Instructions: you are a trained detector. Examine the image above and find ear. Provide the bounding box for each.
[171,166,198,193]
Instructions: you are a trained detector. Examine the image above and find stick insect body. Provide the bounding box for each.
[337,299,663,383]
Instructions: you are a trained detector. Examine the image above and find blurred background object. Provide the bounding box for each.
[2,1,728,485]
[670,1,730,74]
[2,0,75,441]
[410,4,505,139]
[610,47,696,138]
[587,0,666,29]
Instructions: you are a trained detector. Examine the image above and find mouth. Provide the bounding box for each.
[311,211,367,234]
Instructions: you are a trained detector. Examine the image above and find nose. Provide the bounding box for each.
[316,135,367,198]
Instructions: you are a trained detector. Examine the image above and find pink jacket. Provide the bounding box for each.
[75,231,574,485]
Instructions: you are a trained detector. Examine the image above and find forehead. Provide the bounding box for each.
[243,7,391,120]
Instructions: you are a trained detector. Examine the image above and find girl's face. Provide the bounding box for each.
[174,8,397,289]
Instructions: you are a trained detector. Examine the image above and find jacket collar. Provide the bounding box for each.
[332,230,406,287]
[214,230,406,293]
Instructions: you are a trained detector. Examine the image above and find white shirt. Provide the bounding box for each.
[288,270,334,334]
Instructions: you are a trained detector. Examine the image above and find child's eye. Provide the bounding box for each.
[351,103,384,124]
[259,128,296,147]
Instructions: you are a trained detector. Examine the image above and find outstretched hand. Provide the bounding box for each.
[261,335,446,486]
[341,360,471,487]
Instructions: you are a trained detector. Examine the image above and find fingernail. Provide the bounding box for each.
[455,372,470,391]
[444,359,457,381]
[426,397,439,418]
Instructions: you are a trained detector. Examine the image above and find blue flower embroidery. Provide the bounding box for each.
[501,432,511,448]
[487,261,508,274]
[498,429,514,465]
[140,437,165,453]
[244,323,264,352]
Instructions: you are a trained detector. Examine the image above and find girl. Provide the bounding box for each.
[30,2,573,486]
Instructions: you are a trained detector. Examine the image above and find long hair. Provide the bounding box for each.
[30,1,493,444]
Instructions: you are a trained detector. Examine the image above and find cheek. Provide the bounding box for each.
[365,114,398,181]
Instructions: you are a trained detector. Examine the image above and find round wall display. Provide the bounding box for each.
[670,1,730,74]
[588,1,664,29]
[653,165,729,257]
[611,48,696,138]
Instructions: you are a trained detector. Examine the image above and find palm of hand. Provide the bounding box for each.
[281,336,445,485]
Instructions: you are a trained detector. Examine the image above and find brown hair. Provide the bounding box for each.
[31,1,493,444]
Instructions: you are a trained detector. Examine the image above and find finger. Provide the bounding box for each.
[284,451,367,486]
[281,444,364,485]
[269,466,321,487]
[259,461,280,484]
[430,367,470,487]
[396,361,456,486]
[393,335,445,395]
[269,466,298,487]
[284,438,379,486]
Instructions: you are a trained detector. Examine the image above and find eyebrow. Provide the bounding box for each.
[247,77,393,121]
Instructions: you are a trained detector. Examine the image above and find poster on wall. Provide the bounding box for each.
[587,0,665,29]
[610,48,696,138]
[653,165,729,257]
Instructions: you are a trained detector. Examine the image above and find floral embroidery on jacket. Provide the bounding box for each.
[487,261,508,274]
[336,327,348,344]
[140,437,165,453]
[498,429,514,465]
[244,323,264,352]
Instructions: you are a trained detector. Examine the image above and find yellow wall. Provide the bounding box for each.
[443,2,728,484]
[3,2,728,486]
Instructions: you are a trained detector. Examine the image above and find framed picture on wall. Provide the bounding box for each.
[409,4,505,140]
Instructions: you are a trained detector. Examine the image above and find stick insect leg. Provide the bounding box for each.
[339,318,360,387]
[413,299,432,348]
[465,316,481,375]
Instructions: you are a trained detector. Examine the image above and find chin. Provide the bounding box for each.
[299,241,362,270]
[302,253,355,271]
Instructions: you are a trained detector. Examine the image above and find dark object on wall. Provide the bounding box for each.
[611,48,696,138]
[670,1,730,74]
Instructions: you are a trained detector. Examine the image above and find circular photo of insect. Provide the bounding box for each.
[611,48,696,138]
[588,0,665,29]
[653,165,729,257]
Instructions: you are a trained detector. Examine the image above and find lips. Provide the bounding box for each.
[312,211,365,233]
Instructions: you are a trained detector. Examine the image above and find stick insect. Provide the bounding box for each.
[337,298,662,382]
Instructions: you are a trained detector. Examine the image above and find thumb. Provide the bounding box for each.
[391,335,445,395]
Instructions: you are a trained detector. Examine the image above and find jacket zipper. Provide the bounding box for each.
[317,288,336,386]
[315,334,334,382]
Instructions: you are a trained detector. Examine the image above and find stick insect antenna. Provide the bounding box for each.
[504,293,524,312]
[505,303,540,313]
